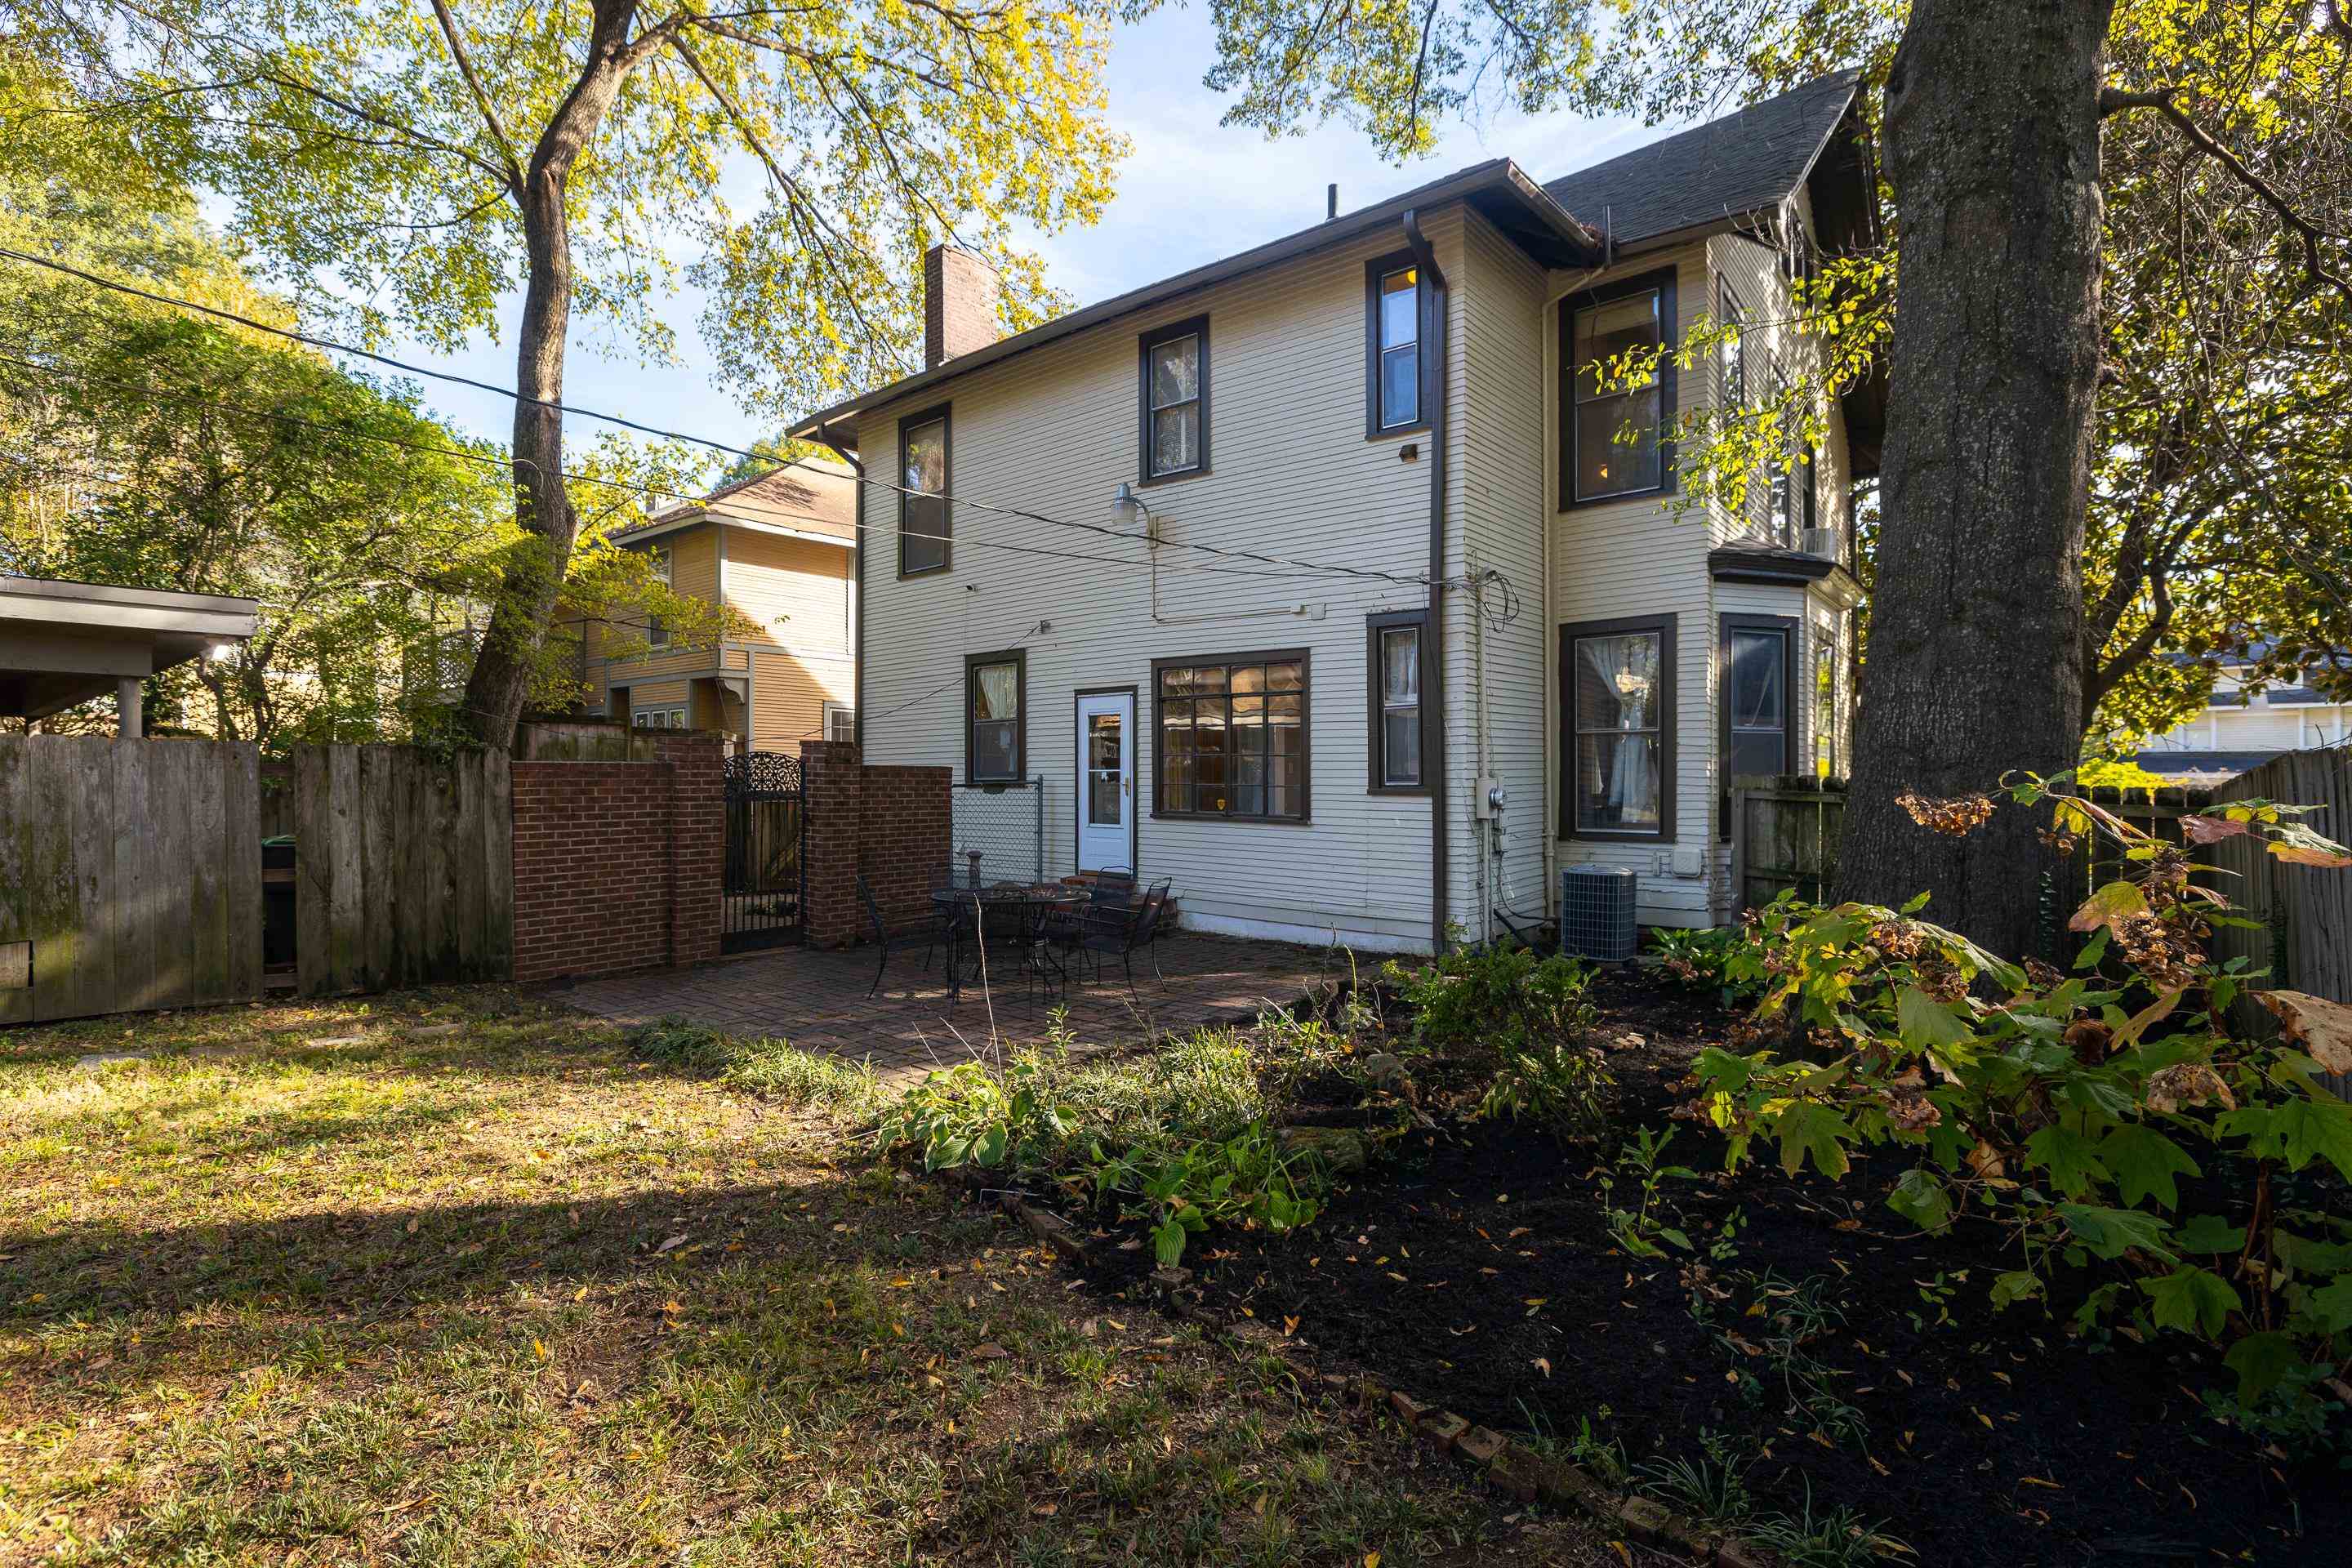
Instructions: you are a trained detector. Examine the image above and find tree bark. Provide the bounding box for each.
[456,0,648,746]
[1833,0,2117,956]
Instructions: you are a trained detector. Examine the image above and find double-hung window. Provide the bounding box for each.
[964,651,1023,782]
[1365,255,1423,434]
[1811,623,1840,777]
[1722,615,1796,781]
[1139,318,1208,480]
[645,545,672,647]
[898,406,951,576]
[1565,272,1674,503]
[1560,616,1674,837]
[823,702,857,743]
[1155,653,1308,821]
[1367,610,1425,791]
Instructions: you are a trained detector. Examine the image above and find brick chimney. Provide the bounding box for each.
[923,244,1000,370]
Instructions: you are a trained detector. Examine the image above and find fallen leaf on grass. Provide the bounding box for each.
[655,1234,689,1254]
[969,1343,1011,1361]
[1531,1357,1552,1378]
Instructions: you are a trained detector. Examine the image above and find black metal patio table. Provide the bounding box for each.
[929,883,1086,1002]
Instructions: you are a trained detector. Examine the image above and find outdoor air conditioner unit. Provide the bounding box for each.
[1560,866,1639,963]
[1801,526,1841,561]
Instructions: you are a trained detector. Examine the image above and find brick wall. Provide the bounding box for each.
[510,732,724,984]
[800,740,951,948]
[923,243,1000,368]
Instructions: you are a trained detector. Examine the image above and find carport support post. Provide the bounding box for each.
[116,677,141,739]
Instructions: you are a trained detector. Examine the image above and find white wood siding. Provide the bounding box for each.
[1544,243,1721,927]
[855,214,1476,949]
[1453,212,1552,942]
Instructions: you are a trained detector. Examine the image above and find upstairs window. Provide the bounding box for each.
[1140,318,1209,480]
[964,651,1023,782]
[899,407,951,576]
[1571,291,1663,500]
[1156,653,1309,821]
[1365,255,1424,434]
[646,545,672,647]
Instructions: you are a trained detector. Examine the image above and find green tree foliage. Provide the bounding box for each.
[7,0,1127,742]
[0,58,731,746]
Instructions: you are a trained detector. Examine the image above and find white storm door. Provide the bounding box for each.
[1075,692,1134,873]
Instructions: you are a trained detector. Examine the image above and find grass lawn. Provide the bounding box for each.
[0,988,1617,1567]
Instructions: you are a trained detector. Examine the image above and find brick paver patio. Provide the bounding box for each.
[557,932,1342,1080]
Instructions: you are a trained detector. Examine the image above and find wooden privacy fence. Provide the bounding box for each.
[2204,746,2352,1097]
[292,744,514,996]
[0,735,262,1024]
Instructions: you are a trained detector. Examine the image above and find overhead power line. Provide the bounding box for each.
[0,351,1390,588]
[0,244,1430,587]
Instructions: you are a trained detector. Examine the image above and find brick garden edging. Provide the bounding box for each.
[984,1185,1776,1568]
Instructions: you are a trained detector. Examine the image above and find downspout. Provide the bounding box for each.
[816,420,866,749]
[1401,210,1449,953]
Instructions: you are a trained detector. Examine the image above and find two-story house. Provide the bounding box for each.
[589,460,859,749]
[790,73,1880,952]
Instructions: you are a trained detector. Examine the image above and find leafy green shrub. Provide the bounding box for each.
[722,1039,883,1117]
[1385,943,1613,1137]
[1649,924,1769,1005]
[875,1055,1069,1173]
[1087,1120,1328,1265]
[1686,773,2352,1433]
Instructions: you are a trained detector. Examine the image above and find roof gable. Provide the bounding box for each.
[1541,71,1864,246]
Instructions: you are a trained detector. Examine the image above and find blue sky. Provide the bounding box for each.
[384,12,1676,459]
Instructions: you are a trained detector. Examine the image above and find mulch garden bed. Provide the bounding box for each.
[1094,968,2349,1566]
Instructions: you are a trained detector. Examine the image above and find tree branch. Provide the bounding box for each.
[427,0,525,190]
[2101,84,2352,310]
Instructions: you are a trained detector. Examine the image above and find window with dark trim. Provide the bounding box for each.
[1562,268,1677,506]
[1811,622,1839,778]
[1721,614,1797,782]
[1366,609,1427,792]
[1559,614,1676,839]
[1364,252,1427,437]
[1139,316,1209,482]
[1153,651,1309,821]
[964,649,1024,782]
[645,545,672,647]
[898,405,951,577]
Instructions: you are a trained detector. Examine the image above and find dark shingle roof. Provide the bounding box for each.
[1542,71,1864,244]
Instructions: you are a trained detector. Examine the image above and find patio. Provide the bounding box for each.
[558,931,1344,1080]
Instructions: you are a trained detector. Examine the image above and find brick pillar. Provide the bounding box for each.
[862,764,953,925]
[800,739,864,948]
[653,732,725,965]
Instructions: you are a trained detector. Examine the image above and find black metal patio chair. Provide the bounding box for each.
[1067,883,1169,992]
[863,874,957,999]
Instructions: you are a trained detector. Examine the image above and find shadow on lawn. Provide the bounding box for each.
[0,1169,995,1332]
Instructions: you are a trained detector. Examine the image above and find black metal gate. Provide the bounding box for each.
[723,751,805,951]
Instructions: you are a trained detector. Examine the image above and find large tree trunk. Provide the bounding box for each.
[457,1,646,746]
[1833,0,2116,957]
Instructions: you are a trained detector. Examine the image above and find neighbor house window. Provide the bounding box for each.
[964,651,1023,782]
[1560,616,1675,837]
[898,406,951,576]
[1565,272,1675,503]
[823,702,856,742]
[1139,317,1208,480]
[1365,254,1423,434]
[646,545,672,647]
[1367,610,1426,791]
[1155,652,1308,820]
[1722,616,1795,781]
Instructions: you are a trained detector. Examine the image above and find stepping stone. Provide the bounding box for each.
[75,1052,147,1070]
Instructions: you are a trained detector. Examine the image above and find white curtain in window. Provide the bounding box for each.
[1577,633,1661,829]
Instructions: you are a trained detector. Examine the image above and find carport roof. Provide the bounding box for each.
[1,576,259,721]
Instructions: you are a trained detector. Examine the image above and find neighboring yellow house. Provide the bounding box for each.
[590,459,858,751]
